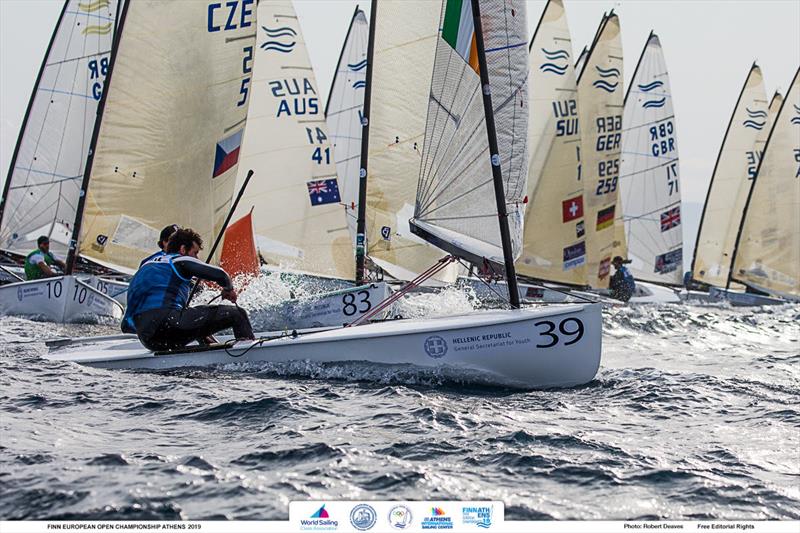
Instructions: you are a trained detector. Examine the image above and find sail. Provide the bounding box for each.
[325,6,369,245]
[618,33,682,285]
[226,0,352,279]
[73,0,256,273]
[363,0,459,281]
[731,69,800,300]
[412,0,529,267]
[220,211,259,282]
[517,0,585,285]
[692,64,775,288]
[577,13,624,288]
[0,0,119,258]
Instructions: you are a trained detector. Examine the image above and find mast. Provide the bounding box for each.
[65,0,131,275]
[690,63,757,283]
[354,0,377,285]
[624,30,654,105]
[470,0,520,308]
[0,0,70,231]
[324,5,362,119]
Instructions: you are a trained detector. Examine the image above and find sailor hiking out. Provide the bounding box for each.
[138,224,180,267]
[25,235,66,280]
[122,228,254,349]
[609,256,636,302]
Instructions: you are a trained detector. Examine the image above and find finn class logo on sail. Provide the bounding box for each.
[742,107,767,130]
[638,80,666,109]
[539,48,569,76]
[261,25,296,53]
[348,59,367,89]
[791,104,800,125]
[593,65,620,93]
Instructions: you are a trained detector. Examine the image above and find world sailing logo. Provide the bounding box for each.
[539,48,569,76]
[792,104,800,125]
[742,107,767,130]
[261,25,297,53]
[639,80,666,108]
[593,65,620,93]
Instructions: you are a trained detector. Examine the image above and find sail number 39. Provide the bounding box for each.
[534,317,584,347]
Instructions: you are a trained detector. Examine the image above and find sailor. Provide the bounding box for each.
[139,224,179,267]
[609,255,636,302]
[122,228,255,350]
[25,236,66,280]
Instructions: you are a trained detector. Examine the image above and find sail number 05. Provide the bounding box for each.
[534,317,584,348]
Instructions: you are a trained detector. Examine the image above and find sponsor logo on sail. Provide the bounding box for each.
[307,178,341,206]
[422,507,453,530]
[592,65,620,93]
[561,195,583,222]
[563,242,586,271]
[424,336,448,359]
[660,206,681,232]
[388,505,413,530]
[96,234,108,246]
[299,503,338,531]
[462,506,493,529]
[655,248,682,274]
[598,257,611,280]
[742,107,767,130]
[576,220,585,239]
[261,25,297,53]
[350,504,377,531]
[381,226,392,241]
[539,48,569,76]
[596,205,615,231]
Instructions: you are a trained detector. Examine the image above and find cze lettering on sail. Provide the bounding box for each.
[207,0,255,33]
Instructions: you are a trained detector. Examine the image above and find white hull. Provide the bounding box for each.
[707,287,787,306]
[46,303,603,389]
[629,281,681,304]
[0,275,124,323]
[249,282,392,330]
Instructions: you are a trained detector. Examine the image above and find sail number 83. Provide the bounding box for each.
[534,317,584,348]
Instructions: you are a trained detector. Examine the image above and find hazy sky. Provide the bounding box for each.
[2,0,799,248]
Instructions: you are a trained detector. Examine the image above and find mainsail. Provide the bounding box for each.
[0,0,119,258]
[517,0,585,285]
[692,64,776,288]
[730,69,800,300]
[412,0,529,268]
[618,32,682,285]
[576,13,624,288]
[362,0,459,282]
[71,0,256,274]
[228,0,352,279]
[325,6,369,245]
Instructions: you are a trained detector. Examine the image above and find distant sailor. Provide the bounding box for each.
[122,228,255,350]
[139,224,180,267]
[609,256,636,302]
[25,236,66,280]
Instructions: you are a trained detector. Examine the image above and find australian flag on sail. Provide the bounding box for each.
[655,248,682,274]
[213,129,243,178]
[307,178,341,206]
[660,205,681,232]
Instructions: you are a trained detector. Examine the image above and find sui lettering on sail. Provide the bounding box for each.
[553,99,578,137]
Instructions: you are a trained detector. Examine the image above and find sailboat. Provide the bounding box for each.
[48,0,603,390]
[0,0,126,322]
[690,63,785,305]
[218,0,389,330]
[616,31,682,303]
[727,68,799,302]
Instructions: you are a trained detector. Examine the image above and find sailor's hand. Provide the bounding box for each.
[221,287,238,303]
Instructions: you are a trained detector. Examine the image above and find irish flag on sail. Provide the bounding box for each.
[442,0,479,73]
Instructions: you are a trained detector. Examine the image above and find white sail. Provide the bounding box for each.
[517,0,585,285]
[325,7,369,246]
[577,13,624,288]
[618,32,682,285]
[0,0,119,258]
[731,69,800,300]
[76,0,257,273]
[364,0,459,281]
[692,64,776,288]
[228,0,353,279]
[412,0,528,267]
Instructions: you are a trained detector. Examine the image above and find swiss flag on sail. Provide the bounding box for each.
[562,195,584,222]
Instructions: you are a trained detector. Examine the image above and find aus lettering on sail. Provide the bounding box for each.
[270,78,319,117]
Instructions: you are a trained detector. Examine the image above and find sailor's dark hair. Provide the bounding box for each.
[166,228,203,253]
[158,224,179,246]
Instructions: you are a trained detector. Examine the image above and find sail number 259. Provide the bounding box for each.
[534,317,584,348]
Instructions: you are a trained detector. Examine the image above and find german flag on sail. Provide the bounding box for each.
[596,205,615,231]
[442,0,479,73]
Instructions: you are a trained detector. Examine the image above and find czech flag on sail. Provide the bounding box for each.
[213,129,243,178]
[442,0,479,73]
[307,178,341,206]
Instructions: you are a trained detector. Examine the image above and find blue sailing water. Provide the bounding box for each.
[0,295,798,520]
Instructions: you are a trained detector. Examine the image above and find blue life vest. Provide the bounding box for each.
[122,254,191,332]
[139,250,166,268]
[620,266,636,292]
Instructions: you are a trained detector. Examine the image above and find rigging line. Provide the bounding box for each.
[8,170,82,185]
[421,212,498,221]
[325,103,362,117]
[621,114,676,133]
[44,50,114,68]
